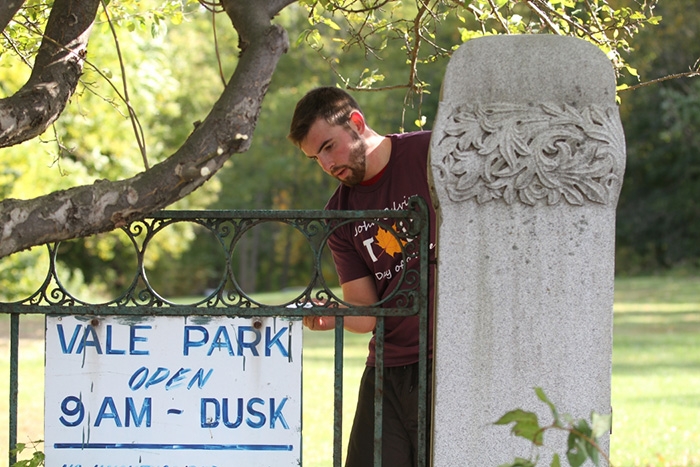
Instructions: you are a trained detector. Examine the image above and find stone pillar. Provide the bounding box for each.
[429,35,625,465]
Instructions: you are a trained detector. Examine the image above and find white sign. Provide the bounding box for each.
[45,315,302,467]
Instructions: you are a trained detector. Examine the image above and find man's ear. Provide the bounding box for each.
[348,110,366,134]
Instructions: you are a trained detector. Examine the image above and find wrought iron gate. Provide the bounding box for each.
[1,197,431,467]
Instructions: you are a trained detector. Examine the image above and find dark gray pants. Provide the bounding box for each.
[345,361,432,467]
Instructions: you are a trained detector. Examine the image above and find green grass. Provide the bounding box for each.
[2,277,700,466]
[611,276,700,467]
[302,328,369,467]
[0,316,45,467]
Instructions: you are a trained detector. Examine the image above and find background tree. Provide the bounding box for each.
[0,0,661,255]
[616,0,700,273]
[0,0,680,296]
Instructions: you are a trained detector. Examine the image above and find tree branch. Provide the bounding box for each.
[0,0,25,33]
[620,70,700,92]
[99,0,149,170]
[328,0,392,15]
[525,0,562,35]
[0,0,293,258]
[487,0,510,33]
[0,0,101,148]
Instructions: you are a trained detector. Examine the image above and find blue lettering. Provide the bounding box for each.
[145,367,170,389]
[237,326,261,357]
[95,397,122,427]
[75,325,102,354]
[199,398,289,430]
[270,397,289,429]
[223,398,243,428]
[246,397,265,428]
[56,324,81,354]
[105,325,126,355]
[184,326,208,356]
[130,325,151,355]
[207,326,235,356]
[57,324,150,355]
[183,324,290,357]
[187,368,214,389]
[129,366,149,390]
[125,397,151,427]
[165,368,190,390]
[201,398,219,427]
[59,395,85,427]
[130,367,213,391]
[265,327,289,357]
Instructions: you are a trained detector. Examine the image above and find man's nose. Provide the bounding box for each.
[317,152,335,173]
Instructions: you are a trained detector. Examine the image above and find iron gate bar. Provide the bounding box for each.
[374,316,385,467]
[8,314,18,467]
[2,196,431,467]
[334,317,344,467]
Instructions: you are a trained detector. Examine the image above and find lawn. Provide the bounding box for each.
[1,276,699,466]
[611,276,700,467]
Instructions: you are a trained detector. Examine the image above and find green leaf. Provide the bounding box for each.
[567,420,593,467]
[535,387,560,425]
[302,29,322,50]
[322,17,341,30]
[591,411,612,439]
[495,409,544,445]
[550,453,561,467]
[575,419,593,438]
[11,443,26,454]
[577,417,602,466]
[566,432,589,467]
[624,64,639,78]
[414,115,427,129]
[498,458,537,467]
[586,441,601,466]
[170,11,183,25]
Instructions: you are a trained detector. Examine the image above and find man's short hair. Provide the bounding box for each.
[288,86,362,147]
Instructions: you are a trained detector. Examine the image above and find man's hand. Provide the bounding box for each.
[303,315,336,331]
[302,315,376,333]
[302,276,379,333]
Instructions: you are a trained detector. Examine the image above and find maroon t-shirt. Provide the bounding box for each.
[325,131,436,367]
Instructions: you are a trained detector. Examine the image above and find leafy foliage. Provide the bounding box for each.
[299,0,660,94]
[615,0,700,273]
[0,1,51,67]
[496,388,612,467]
[10,441,44,467]
[0,1,220,297]
[0,0,686,293]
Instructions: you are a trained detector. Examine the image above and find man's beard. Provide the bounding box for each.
[333,133,367,187]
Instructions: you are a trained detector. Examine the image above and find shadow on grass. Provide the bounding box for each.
[614,311,700,333]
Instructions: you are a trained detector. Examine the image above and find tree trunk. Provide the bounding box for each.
[0,1,25,34]
[0,0,296,259]
[0,0,100,147]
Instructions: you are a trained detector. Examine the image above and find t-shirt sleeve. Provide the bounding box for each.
[326,226,372,285]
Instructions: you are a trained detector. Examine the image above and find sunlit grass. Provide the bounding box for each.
[611,276,700,467]
[0,319,45,467]
[302,329,368,467]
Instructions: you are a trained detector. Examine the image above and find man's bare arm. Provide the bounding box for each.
[303,276,378,333]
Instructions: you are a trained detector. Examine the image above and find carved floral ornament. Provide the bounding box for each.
[431,103,626,206]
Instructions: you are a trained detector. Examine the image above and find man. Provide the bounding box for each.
[288,86,435,467]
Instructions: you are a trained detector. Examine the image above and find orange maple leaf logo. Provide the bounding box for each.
[375,223,407,258]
